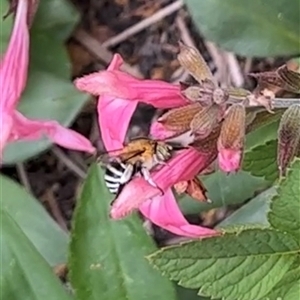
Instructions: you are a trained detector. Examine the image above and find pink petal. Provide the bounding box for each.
[110,148,217,217]
[139,189,219,238]
[107,53,124,71]
[0,112,13,160]
[75,54,187,109]
[98,96,138,151]
[0,0,29,112]
[151,148,217,191]
[10,111,95,153]
[110,177,160,219]
[218,148,241,172]
[150,121,177,139]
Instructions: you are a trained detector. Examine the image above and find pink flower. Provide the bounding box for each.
[75,54,219,238]
[110,147,216,210]
[0,0,95,159]
[217,148,242,173]
[110,147,218,238]
[75,54,188,151]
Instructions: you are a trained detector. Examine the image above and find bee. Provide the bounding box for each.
[98,137,180,197]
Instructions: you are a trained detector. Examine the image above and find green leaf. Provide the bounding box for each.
[185,0,300,56]
[218,187,276,228]
[179,171,269,214]
[245,114,280,149]
[69,165,176,300]
[268,158,300,240]
[0,210,71,300]
[243,139,279,181]
[149,229,300,300]
[264,256,300,300]
[177,286,212,300]
[0,175,68,266]
[0,0,87,164]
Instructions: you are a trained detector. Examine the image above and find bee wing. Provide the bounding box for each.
[97,148,145,164]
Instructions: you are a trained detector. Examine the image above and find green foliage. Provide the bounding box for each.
[0,175,68,266]
[0,0,88,164]
[218,187,276,228]
[68,165,176,300]
[185,0,300,56]
[149,158,300,300]
[242,112,281,182]
[0,210,71,300]
[269,159,300,240]
[243,139,278,182]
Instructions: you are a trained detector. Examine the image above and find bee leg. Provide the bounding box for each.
[140,167,164,196]
[119,163,134,185]
[153,154,169,167]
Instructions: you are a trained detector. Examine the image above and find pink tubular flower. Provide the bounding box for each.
[75,54,220,238]
[0,0,95,159]
[217,148,242,173]
[217,104,246,173]
[110,146,218,238]
[75,54,188,151]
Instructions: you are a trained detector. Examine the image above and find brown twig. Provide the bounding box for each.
[51,147,87,179]
[73,29,143,78]
[244,57,253,74]
[203,41,224,84]
[171,15,195,83]
[16,163,32,194]
[41,186,68,232]
[225,52,244,87]
[102,0,184,48]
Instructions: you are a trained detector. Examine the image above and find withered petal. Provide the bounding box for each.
[277,65,300,94]
[277,104,300,176]
[218,103,246,149]
[177,41,216,85]
[190,104,220,138]
[158,103,203,132]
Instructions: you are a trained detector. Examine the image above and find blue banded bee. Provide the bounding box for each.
[98,137,180,197]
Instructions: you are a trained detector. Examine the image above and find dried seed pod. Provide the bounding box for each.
[249,70,283,88]
[219,104,246,149]
[158,103,203,132]
[277,65,300,94]
[226,87,252,103]
[190,104,220,139]
[277,104,300,176]
[181,86,202,102]
[217,104,246,172]
[192,125,220,155]
[177,42,215,84]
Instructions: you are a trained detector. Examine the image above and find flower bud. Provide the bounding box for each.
[277,104,300,176]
